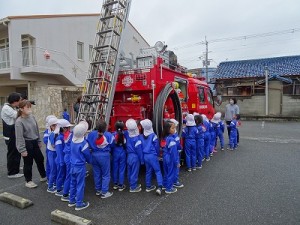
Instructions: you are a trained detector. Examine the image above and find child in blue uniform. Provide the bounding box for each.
[227,114,240,150]
[55,119,73,196]
[43,115,56,181]
[62,109,70,122]
[46,117,59,193]
[112,121,126,191]
[169,118,184,188]
[201,114,211,162]
[125,119,144,193]
[86,120,114,199]
[210,114,219,155]
[214,112,225,151]
[161,120,179,194]
[140,119,163,195]
[182,114,198,171]
[68,121,91,211]
[194,114,205,169]
[61,121,73,202]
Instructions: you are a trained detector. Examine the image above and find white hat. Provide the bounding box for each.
[45,115,57,128]
[48,117,59,127]
[126,119,139,137]
[57,119,74,128]
[72,123,88,143]
[78,120,89,131]
[201,114,209,122]
[140,119,154,136]
[185,114,196,126]
[211,112,221,123]
[193,112,200,116]
[169,118,179,126]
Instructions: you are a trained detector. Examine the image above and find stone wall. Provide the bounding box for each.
[30,84,82,128]
[282,95,300,116]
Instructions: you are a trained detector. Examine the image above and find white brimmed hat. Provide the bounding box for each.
[126,119,139,137]
[185,114,196,126]
[57,119,74,128]
[48,117,59,127]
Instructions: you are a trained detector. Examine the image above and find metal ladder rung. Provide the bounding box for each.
[94,45,118,52]
[97,29,120,36]
[100,14,123,23]
[103,0,126,8]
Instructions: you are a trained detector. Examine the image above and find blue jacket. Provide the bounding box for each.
[141,133,159,156]
[182,126,198,140]
[172,133,182,151]
[229,119,238,132]
[55,133,65,164]
[62,111,70,122]
[63,131,73,155]
[125,134,143,163]
[162,135,179,165]
[70,139,91,166]
[86,130,114,153]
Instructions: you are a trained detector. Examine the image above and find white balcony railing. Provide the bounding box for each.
[0,48,10,69]
[21,47,88,84]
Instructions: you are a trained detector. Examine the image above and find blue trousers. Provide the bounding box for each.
[184,139,196,169]
[144,153,163,187]
[216,132,225,148]
[196,139,204,166]
[163,154,175,191]
[112,149,126,185]
[210,132,216,153]
[47,151,57,188]
[127,153,140,190]
[56,162,66,191]
[69,165,86,207]
[204,133,211,158]
[174,151,181,183]
[63,154,71,196]
[46,149,50,179]
[92,151,110,193]
[229,130,238,149]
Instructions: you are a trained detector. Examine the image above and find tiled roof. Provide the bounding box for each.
[213,55,300,79]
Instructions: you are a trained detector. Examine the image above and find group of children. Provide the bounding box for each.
[41,111,240,211]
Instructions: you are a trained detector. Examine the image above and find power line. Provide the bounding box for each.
[173,28,300,50]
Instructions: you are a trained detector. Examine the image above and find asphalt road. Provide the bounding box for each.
[0,121,299,225]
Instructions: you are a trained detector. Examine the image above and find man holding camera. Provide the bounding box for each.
[1,92,24,178]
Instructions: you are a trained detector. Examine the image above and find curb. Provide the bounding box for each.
[0,192,33,209]
[51,209,92,225]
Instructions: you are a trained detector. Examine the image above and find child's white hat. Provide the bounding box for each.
[72,123,88,143]
[185,114,196,126]
[169,118,179,126]
[45,115,57,128]
[57,119,74,128]
[48,117,59,127]
[201,114,209,122]
[140,119,154,136]
[126,119,139,137]
[78,120,89,131]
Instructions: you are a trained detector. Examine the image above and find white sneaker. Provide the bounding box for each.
[25,181,38,188]
[40,177,47,182]
[8,173,24,178]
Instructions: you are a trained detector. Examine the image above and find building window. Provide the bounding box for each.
[0,38,9,69]
[89,45,93,62]
[226,86,252,96]
[77,41,84,60]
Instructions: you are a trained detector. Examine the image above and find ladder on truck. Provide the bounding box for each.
[77,0,132,129]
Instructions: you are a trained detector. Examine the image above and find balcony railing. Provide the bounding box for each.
[0,48,10,69]
[21,47,88,84]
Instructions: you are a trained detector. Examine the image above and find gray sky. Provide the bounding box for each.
[1,0,300,69]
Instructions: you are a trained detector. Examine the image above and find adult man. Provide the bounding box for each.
[1,92,24,178]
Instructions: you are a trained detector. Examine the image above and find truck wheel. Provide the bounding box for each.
[153,83,182,138]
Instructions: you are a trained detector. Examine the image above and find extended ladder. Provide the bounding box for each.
[77,0,132,129]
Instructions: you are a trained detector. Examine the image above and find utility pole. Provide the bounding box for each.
[205,36,209,82]
[265,66,269,115]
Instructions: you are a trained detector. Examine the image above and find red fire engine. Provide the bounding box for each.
[110,44,215,137]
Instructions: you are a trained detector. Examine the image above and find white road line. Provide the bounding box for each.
[129,195,169,225]
[241,136,300,144]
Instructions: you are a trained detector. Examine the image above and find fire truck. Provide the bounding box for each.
[77,0,215,137]
[110,43,215,137]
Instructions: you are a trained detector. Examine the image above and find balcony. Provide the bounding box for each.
[21,47,87,85]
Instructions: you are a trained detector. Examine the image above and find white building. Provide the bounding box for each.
[0,14,149,126]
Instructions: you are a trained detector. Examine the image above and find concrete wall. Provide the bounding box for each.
[282,96,300,116]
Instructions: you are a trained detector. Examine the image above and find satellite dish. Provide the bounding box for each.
[154,41,167,53]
